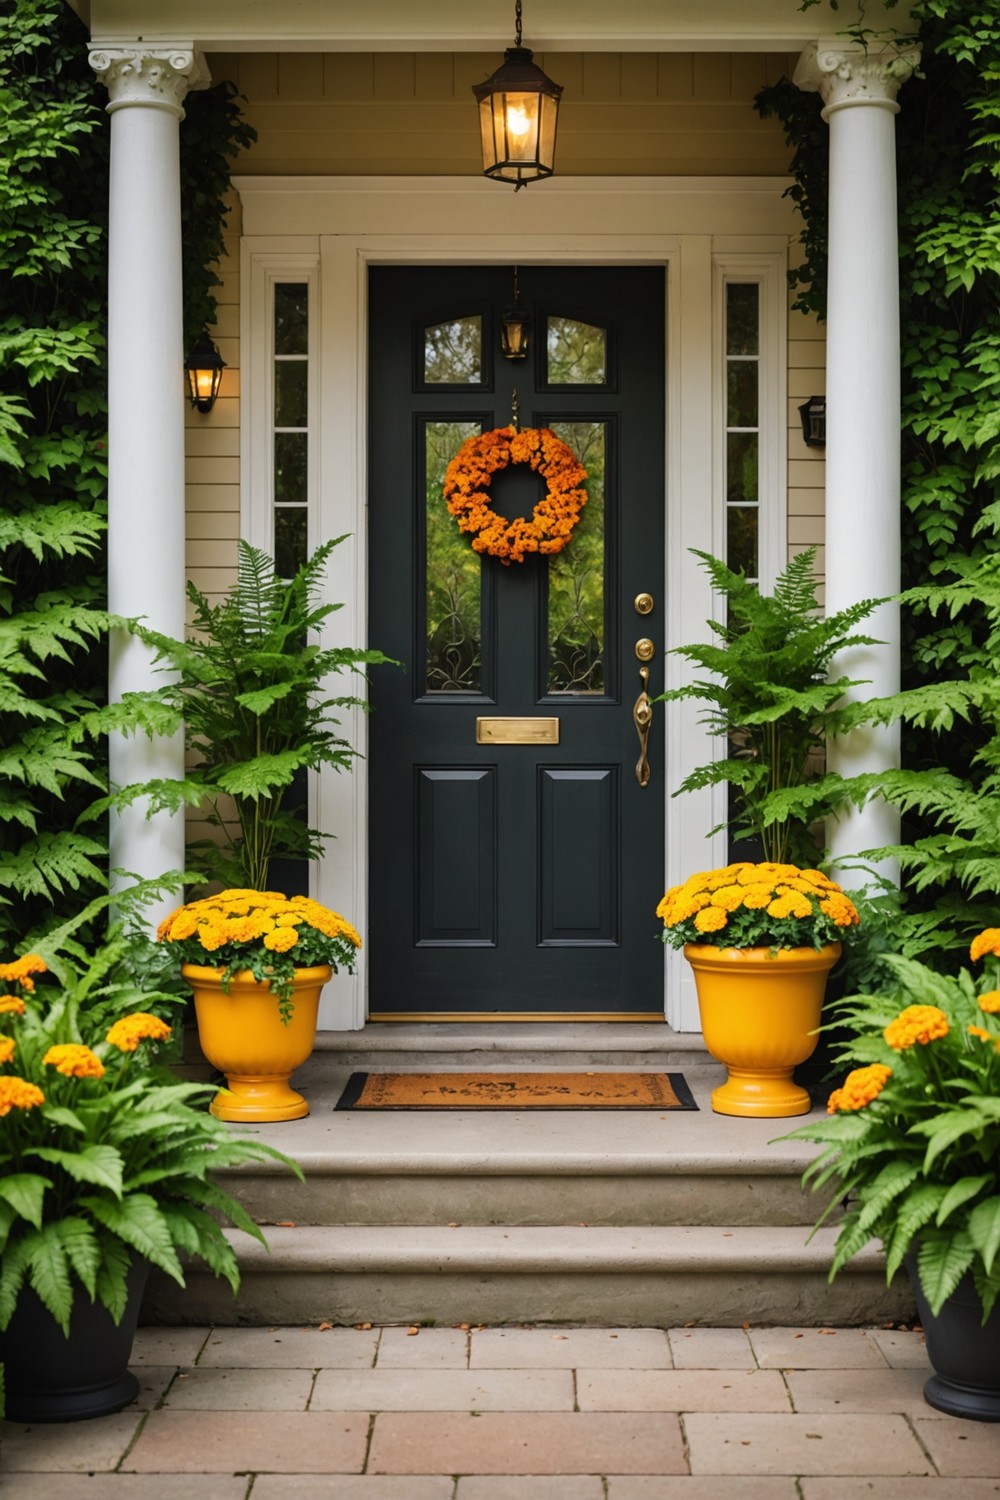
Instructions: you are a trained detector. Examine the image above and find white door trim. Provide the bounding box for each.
[235,176,793,1030]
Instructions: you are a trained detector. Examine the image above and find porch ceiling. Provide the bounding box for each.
[72,0,916,53]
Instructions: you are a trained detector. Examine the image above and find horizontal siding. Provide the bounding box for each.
[207,50,798,178]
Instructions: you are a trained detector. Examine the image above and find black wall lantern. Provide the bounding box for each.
[473,0,562,190]
[500,267,530,359]
[184,330,226,414]
[798,395,826,449]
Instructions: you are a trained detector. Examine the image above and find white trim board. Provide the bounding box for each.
[236,176,794,1030]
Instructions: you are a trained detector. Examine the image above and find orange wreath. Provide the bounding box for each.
[443,426,588,565]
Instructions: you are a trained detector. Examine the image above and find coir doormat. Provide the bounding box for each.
[335,1071,698,1111]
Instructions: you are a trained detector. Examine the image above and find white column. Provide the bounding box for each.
[89,45,209,919]
[794,40,919,877]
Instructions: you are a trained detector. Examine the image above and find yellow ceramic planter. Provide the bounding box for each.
[684,943,842,1118]
[183,963,331,1122]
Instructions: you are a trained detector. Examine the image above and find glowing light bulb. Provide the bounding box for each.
[506,104,530,137]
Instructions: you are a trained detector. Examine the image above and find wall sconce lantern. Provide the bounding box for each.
[500,267,530,360]
[798,395,826,448]
[473,0,562,190]
[184,331,226,414]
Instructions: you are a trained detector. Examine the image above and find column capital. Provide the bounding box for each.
[88,44,210,117]
[793,39,920,119]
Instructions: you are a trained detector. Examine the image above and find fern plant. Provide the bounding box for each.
[786,936,1000,1321]
[85,538,392,891]
[0,932,300,1336]
[655,548,880,865]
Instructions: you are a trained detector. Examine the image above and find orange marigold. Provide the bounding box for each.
[443,426,588,565]
[884,1004,950,1050]
[0,995,25,1016]
[827,1063,892,1114]
[0,954,47,992]
[0,1035,15,1065]
[819,893,861,928]
[694,906,728,934]
[979,991,1000,1015]
[43,1043,105,1080]
[263,926,299,954]
[0,1076,44,1115]
[968,1025,993,1043]
[710,884,745,913]
[970,928,1000,963]
[106,1013,172,1053]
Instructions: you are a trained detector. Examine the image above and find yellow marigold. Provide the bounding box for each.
[164,910,200,943]
[709,884,745,913]
[105,1013,172,1053]
[799,868,836,890]
[694,906,728,935]
[0,1076,45,1115]
[979,991,1000,1015]
[740,884,774,910]
[884,1004,950,1050]
[0,954,47,992]
[970,928,1000,963]
[0,1035,15,1065]
[827,1063,892,1114]
[968,1024,993,1043]
[819,893,861,928]
[156,906,183,941]
[263,926,299,953]
[767,893,812,920]
[43,1043,105,1080]
[0,995,26,1016]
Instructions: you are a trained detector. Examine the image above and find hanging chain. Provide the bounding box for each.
[514,0,523,47]
[511,388,520,430]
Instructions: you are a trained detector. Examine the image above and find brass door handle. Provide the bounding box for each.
[633,663,652,788]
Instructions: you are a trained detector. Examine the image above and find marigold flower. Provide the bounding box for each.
[43,1043,105,1080]
[884,1004,950,1050]
[819,893,860,928]
[0,1034,15,1065]
[767,893,812,920]
[827,1063,892,1114]
[263,926,299,953]
[694,906,728,934]
[0,995,26,1016]
[0,954,47,984]
[710,884,745,913]
[740,884,774,910]
[106,1013,172,1053]
[968,1024,993,1043]
[970,928,1000,963]
[0,1076,45,1115]
[979,991,1000,1015]
[443,426,587,565]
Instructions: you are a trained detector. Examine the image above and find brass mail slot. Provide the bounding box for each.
[476,717,560,745]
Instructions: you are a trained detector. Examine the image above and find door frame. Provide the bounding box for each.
[235,175,794,1031]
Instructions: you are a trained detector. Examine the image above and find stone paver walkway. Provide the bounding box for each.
[2,1323,999,1495]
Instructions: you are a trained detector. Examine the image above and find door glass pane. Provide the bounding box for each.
[547,318,607,385]
[725,283,760,582]
[275,283,308,355]
[546,421,605,695]
[425,420,483,693]
[424,317,483,385]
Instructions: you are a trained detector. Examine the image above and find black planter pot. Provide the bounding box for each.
[0,1258,149,1423]
[907,1258,1000,1422]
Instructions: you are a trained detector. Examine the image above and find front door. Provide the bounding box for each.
[368,265,664,1018]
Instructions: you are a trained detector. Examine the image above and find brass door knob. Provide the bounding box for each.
[634,592,654,615]
[634,637,655,663]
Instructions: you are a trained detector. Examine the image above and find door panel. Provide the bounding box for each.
[368,265,664,1016]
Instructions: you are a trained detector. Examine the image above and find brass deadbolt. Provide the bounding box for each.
[634,637,656,663]
[634,592,654,616]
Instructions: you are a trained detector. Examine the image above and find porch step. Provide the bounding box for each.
[146,1033,915,1329]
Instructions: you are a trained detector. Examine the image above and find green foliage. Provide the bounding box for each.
[654,549,881,864]
[0,931,300,1334]
[755,2,1000,965]
[92,539,393,891]
[786,946,1000,1319]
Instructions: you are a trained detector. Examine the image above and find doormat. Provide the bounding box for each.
[335,1071,698,1111]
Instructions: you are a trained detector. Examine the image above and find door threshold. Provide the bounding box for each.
[369,1012,666,1024]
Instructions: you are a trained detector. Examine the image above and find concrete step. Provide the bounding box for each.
[311,1022,718,1072]
[144,1223,913,1329]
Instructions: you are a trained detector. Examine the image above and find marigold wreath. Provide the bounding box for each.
[443,425,588,565]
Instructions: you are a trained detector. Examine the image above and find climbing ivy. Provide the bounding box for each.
[757,1,1000,959]
[0,0,254,950]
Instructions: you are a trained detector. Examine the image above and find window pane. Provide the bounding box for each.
[546,421,605,695]
[547,317,607,385]
[727,506,758,578]
[275,283,308,356]
[726,362,758,427]
[424,317,483,385]
[275,506,307,579]
[426,420,483,693]
[726,283,759,356]
[275,360,308,429]
[275,432,307,505]
[726,432,759,505]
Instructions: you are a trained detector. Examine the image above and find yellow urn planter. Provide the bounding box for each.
[683,942,842,1118]
[182,963,332,1123]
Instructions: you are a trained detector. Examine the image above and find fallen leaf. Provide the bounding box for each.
[276,1220,296,1228]
[407,1326,420,1336]
[318,1322,333,1332]
[820,1328,837,1335]
[354,1322,373,1331]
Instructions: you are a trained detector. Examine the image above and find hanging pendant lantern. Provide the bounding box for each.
[500,267,530,359]
[473,1,562,190]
